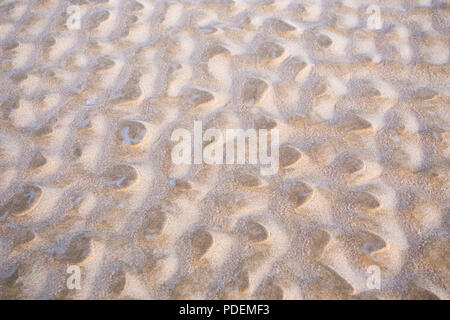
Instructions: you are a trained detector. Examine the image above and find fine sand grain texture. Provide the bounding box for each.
[0,0,449,300]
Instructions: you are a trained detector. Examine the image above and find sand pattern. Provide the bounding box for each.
[0,0,449,299]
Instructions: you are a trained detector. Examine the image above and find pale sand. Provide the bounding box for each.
[0,0,449,300]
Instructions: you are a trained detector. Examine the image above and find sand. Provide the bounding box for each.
[0,0,449,300]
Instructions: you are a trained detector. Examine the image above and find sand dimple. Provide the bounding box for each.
[235,173,262,188]
[353,230,386,255]
[186,88,214,108]
[11,229,35,248]
[421,236,449,271]
[279,56,307,81]
[190,230,214,258]
[341,114,372,131]
[266,18,296,34]
[63,235,93,264]
[258,281,284,300]
[0,0,448,300]
[242,220,269,243]
[29,152,47,170]
[279,146,302,168]
[350,191,380,210]
[141,208,167,239]
[341,156,364,173]
[88,8,111,31]
[412,87,437,100]
[317,34,333,48]
[310,230,331,260]
[405,285,440,300]
[116,121,147,146]
[289,182,313,208]
[111,72,142,104]
[107,270,126,298]
[254,116,277,130]
[308,265,354,300]
[1,185,42,217]
[0,265,20,290]
[94,56,115,71]
[241,78,268,105]
[257,42,285,60]
[237,269,250,294]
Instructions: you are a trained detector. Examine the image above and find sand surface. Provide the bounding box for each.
[0,0,449,299]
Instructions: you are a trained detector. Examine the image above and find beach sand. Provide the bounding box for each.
[0,0,449,299]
